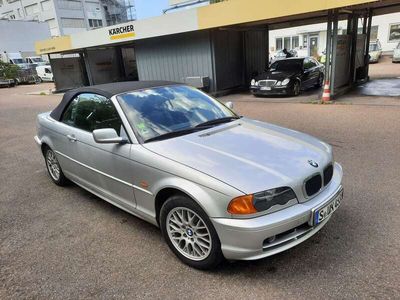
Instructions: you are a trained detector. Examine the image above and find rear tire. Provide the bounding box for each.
[44,147,68,186]
[160,194,224,270]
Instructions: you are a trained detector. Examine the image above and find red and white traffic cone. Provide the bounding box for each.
[322,81,330,102]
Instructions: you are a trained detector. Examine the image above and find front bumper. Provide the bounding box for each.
[392,56,400,62]
[211,162,343,260]
[250,85,291,96]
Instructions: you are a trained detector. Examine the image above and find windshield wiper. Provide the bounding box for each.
[144,127,205,143]
[195,116,240,128]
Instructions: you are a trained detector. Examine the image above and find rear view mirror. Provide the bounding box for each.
[92,128,127,144]
[225,101,234,110]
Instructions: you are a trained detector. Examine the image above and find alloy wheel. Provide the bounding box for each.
[166,207,212,261]
[46,150,60,181]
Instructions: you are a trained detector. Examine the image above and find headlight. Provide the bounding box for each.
[282,78,290,85]
[251,79,256,86]
[276,81,282,86]
[227,187,297,215]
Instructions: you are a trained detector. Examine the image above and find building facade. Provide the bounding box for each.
[269,12,400,57]
[0,19,50,56]
[0,0,136,37]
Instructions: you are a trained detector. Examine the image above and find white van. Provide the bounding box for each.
[36,65,53,82]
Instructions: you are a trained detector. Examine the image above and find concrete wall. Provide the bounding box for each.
[0,20,50,53]
[135,30,215,91]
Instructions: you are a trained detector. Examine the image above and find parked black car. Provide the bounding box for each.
[250,57,324,97]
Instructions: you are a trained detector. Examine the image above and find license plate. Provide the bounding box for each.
[260,87,271,91]
[313,189,343,225]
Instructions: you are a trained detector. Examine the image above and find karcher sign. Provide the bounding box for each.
[108,25,135,40]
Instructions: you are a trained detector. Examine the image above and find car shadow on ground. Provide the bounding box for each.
[66,180,353,277]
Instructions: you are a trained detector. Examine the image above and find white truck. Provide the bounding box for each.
[35,65,53,82]
[25,56,49,66]
[0,52,40,84]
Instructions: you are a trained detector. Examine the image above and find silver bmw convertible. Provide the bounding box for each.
[35,81,343,269]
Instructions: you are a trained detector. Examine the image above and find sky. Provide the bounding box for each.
[135,0,170,20]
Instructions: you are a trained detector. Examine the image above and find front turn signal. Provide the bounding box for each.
[227,195,257,215]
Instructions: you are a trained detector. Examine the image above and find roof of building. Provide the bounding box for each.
[34,0,397,55]
[50,80,177,121]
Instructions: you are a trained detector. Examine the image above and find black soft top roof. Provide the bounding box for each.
[50,80,178,121]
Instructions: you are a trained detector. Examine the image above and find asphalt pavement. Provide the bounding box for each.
[0,83,399,299]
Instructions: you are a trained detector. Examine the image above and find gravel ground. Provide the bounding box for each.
[0,83,399,299]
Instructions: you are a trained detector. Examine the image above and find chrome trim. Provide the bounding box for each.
[258,80,277,87]
[34,135,42,147]
[55,150,153,195]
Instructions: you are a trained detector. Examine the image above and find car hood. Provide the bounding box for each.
[256,70,300,81]
[143,118,332,194]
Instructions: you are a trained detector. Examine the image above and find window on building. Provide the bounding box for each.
[61,17,85,28]
[25,3,39,15]
[41,0,52,11]
[284,37,291,49]
[88,19,103,28]
[276,38,283,51]
[389,23,400,42]
[292,36,299,48]
[276,36,300,50]
[58,0,82,10]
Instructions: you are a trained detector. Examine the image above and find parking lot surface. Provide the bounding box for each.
[1,84,399,299]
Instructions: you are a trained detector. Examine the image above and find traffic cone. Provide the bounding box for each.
[322,81,330,102]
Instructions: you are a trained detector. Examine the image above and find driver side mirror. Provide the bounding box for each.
[225,101,234,110]
[92,128,127,144]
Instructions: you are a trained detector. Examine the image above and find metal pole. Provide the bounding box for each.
[349,13,359,86]
[330,9,339,97]
[364,8,373,81]
[325,10,333,85]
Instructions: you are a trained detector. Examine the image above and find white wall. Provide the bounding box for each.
[269,12,400,55]
[0,19,51,53]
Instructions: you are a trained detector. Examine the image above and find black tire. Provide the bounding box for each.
[44,147,68,186]
[291,81,300,96]
[160,194,224,270]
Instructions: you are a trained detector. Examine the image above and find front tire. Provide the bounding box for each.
[160,194,223,269]
[44,147,68,186]
[291,81,300,96]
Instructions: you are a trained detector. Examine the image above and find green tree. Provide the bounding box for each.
[0,61,19,79]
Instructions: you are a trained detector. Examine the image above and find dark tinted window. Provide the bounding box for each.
[61,93,123,134]
[270,59,303,71]
[303,58,317,69]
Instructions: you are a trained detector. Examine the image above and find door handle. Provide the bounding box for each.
[66,134,77,142]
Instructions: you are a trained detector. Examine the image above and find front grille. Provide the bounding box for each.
[305,174,322,197]
[258,80,276,87]
[323,164,333,186]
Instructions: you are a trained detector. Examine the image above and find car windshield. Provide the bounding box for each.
[32,57,43,62]
[117,85,237,142]
[369,44,378,51]
[270,59,302,71]
[12,59,24,64]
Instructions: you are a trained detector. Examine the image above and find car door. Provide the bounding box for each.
[60,93,137,210]
[302,58,313,88]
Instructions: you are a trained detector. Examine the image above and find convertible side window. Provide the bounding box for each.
[61,93,123,135]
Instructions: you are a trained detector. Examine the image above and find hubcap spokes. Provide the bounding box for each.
[46,151,60,180]
[166,207,212,261]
